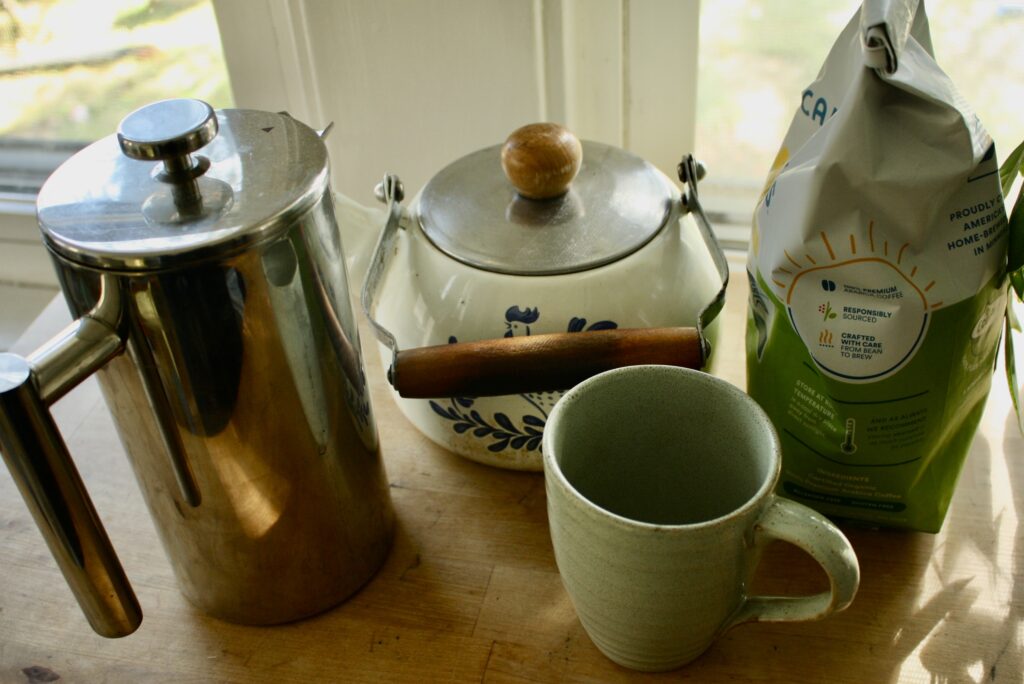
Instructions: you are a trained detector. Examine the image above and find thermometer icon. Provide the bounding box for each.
[841,418,858,454]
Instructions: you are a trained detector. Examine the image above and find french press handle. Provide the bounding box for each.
[0,293,139,637]
[0,99,221,637]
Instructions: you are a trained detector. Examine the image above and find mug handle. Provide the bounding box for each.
[725,495,860,627]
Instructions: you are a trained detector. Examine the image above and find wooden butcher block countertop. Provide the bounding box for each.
[1,272,1022,683]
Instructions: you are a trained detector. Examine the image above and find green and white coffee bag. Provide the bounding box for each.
[745,0,1013,532]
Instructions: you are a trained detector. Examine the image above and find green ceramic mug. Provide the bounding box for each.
[542,365,860,672]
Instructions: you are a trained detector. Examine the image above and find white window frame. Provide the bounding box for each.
[0,138,83,287]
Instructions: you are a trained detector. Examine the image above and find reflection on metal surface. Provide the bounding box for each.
[0,274,141,637]
[141,173,234,225]
[55,191,394,624]
[209,440,289,541]
[263,236,329,451]
[504,188,585,227]
[2,103,394,635]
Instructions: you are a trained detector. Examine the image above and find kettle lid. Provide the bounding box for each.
[37,99,329,271]
[417,123,675,276]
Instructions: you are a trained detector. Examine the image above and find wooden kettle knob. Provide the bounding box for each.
[501,123,582,199]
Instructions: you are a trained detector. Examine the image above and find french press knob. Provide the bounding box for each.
[117,98,226,220]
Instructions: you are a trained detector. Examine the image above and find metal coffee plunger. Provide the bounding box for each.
[0,99,395,637]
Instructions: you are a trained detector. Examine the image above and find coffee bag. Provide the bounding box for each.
[745,0,1010,532]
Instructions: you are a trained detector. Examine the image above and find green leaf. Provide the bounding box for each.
[1005,310,1024,434]
[1008,190,1024,299]
[1000,140,1024,198]
[1003,141,1024,299]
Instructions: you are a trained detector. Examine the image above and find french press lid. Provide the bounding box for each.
[417,123,676,276]
[36,98,330,271]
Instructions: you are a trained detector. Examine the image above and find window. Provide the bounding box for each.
[695,0,1024,245]
[0,0,233,194]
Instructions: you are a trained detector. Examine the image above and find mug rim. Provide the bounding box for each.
[542,364,782,531]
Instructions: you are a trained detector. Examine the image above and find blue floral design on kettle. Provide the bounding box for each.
[428,306,617,453]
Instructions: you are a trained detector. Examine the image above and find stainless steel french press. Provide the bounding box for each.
[0,99,395,637]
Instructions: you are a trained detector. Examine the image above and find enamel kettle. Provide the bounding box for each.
[0,99,395,637]
[360,124,729,470]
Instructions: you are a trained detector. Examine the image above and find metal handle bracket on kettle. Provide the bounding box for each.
[361,159,729,399]
[679,153,731,362]
[360,173,406,384]
[0,288,142,638]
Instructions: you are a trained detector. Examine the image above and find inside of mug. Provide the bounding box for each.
[549,366,776,525]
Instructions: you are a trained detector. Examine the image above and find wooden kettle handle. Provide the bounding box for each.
[391,327,704,398]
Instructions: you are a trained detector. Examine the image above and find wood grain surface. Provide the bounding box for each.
[1,274,1022,683]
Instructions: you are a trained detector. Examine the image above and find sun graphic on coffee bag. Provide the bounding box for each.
[770,221,940,382]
